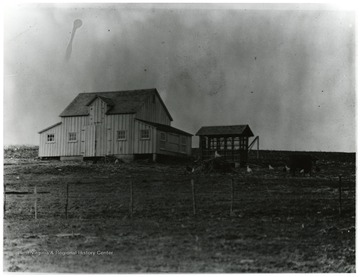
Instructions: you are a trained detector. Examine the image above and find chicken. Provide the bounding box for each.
[247,166,252,173]
[214,151,221,158]
[283,165,290,172]
[269,165,274,170]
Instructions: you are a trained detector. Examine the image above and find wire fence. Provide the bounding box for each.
[3,173,355,220]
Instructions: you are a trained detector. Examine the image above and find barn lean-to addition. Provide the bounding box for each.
[38,88,192,161]
[196,125,256,165]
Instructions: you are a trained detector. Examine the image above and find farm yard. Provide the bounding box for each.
[3,146,356,273]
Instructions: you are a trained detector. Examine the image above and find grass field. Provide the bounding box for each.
[3,146,356,272]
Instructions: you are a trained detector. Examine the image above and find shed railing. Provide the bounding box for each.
[248,136,259,159]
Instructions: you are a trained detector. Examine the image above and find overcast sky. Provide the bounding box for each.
[4,3,356,152]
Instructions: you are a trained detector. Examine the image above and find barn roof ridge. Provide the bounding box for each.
[85,95,116,108]
[78,87,158,95]
[59,88,172,120]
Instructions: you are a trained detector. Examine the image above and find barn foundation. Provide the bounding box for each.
[60,156,84,162]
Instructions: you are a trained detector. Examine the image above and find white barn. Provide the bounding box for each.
[38,88,192,161]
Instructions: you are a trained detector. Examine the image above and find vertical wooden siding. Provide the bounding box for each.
[62,116,89,156]
[81,114,135,157]
[133,120,156,154]
[39,114,137,157]
[155,129,192,156]
[39,94,177,157]
[95,124,107,156]
[83,125,95,157]
[135,93,172,125]
[89,98,106,124]
[39,116,89,157]
[39,124,62,157]
[106,114,134,155]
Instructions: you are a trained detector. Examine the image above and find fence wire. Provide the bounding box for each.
[4,174,355,220]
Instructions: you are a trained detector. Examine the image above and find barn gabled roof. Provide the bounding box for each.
[136,119,193,137]
[38,122,62,134]
[59,88,173,120]
[86,96,115,107]
[196,125,254,137]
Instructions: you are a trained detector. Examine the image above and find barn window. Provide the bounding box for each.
[140,129,150,140]
[68,132,77,142]
[117,130,126,140]
[47,134,55,143]
[160,132,166,149]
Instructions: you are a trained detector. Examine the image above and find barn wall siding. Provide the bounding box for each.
[89,98,106,124]
[155,129,192,156]
[79,114,135,157]
[40,115,191,157]
[183,135,192,156]
[95,124,107,156]
[135,94,171,125]
[39,124,62,157]
[133,120,156,154]
[60,116,89,156]
[106,114,135,155]
[83,125,95,157]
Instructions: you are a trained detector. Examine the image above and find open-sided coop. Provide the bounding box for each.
[196,125,255,164]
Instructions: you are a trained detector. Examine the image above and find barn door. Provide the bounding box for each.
[95,124,107,156]
[81,128,86,156]
[84,125,96,157]
[107,127,112,155]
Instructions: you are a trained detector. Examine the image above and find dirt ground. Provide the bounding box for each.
[3,148,356,272]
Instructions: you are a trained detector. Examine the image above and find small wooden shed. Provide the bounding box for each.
[196,125,254,164]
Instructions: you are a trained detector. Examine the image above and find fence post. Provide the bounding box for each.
[3,182,6,219]
[191,179,196,215]
[34,184,37,220]
[65,183,69,219]
[129,180,133,217]
[230,178,234,215]
[338,175,342,215]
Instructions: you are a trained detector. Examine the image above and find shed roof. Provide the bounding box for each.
[196,125,254,137]
[38,122,62,134]
[59,88,173,120]
[137,119,193,136]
